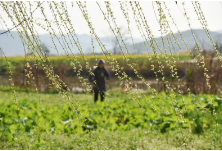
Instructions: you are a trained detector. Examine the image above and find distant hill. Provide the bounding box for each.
[0,29,222,56]
[0,30,114,56]
[122,29,222,54]
[216,30,222,34]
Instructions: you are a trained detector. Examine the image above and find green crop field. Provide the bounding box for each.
[0,89,222,149]
[0,53,191,65]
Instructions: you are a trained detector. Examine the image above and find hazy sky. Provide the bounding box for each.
[1,1,222,38]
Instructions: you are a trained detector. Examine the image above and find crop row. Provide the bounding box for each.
[0,93,222,141]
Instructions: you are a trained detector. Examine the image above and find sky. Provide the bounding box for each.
[1,1,222,39]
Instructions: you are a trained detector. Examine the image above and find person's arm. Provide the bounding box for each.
[89,68,96,87]
[104,67,111,81]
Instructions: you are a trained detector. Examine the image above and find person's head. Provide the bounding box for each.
[97,59,105,69]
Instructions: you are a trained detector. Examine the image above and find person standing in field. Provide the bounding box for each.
[88,59,111,103]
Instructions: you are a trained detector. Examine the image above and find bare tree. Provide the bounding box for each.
[191,43,199,58]
[112,37,119,54]
[215,42,222,54]
[102,26,130,55]
[28,43,50,57]
[0,47,2,61]
[111,27,130,54]
[200,39,205,50]
[38,44,50,57]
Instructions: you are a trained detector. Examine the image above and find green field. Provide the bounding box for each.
[0,53,191,66]
[0,89,222,149]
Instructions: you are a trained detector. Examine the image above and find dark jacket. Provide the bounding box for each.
[89,67,111,93]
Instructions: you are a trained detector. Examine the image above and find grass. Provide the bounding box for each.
[0,89,222,149]
[1,128,220,150]
[0,90,92,106]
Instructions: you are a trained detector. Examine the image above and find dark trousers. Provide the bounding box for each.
[94,92,105,103]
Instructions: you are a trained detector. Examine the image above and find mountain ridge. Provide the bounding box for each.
[0,29,222,56]
[122,29,222,54]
